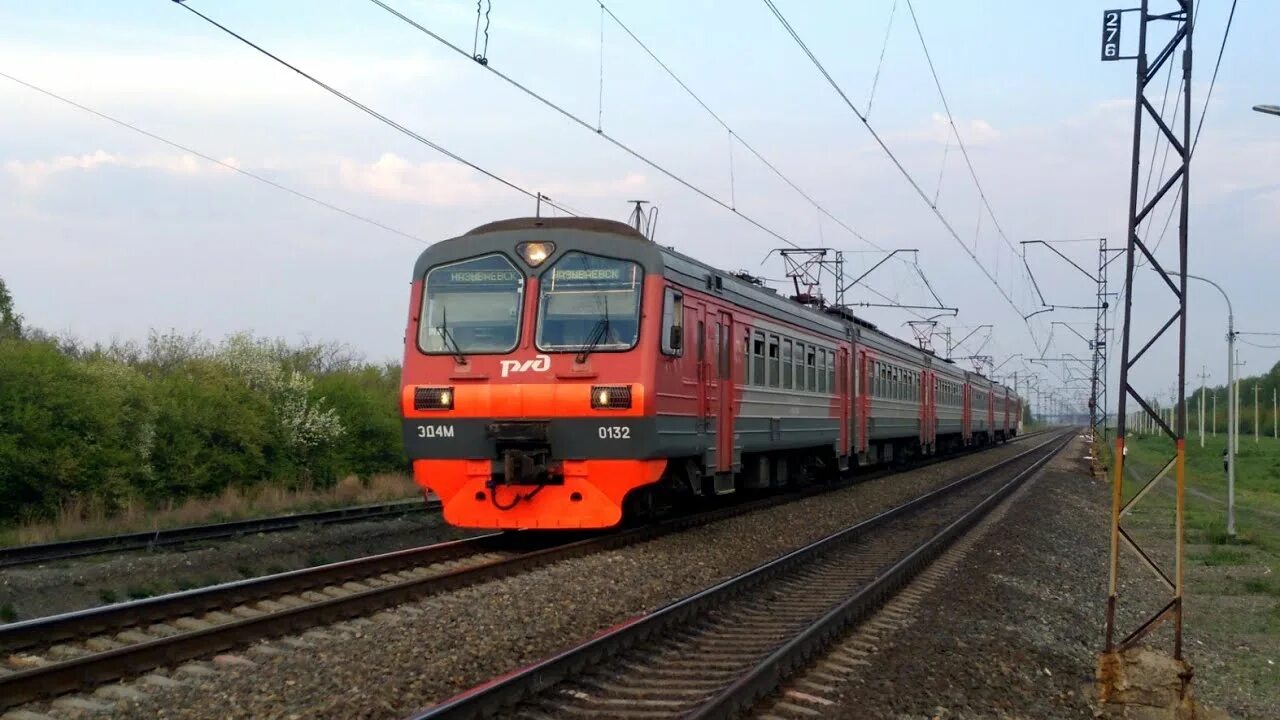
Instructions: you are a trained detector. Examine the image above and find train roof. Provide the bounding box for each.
[414,217,1017,395]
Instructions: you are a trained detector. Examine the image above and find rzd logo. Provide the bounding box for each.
[499,354,551,378]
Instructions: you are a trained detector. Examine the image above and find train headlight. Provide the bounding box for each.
[414,386,455,411]
[517,241,555,268]
[591,385,632,410]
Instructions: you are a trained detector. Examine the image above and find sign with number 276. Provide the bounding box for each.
[1101,10,1123,61]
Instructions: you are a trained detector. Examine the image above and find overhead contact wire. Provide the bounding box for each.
[365,0,927,316]
[597,0,903,257]
[172,1,578,217]
[0,70,431,246]
[761,0,1041,351]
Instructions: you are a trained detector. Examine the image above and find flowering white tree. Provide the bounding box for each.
[216,334,344,458]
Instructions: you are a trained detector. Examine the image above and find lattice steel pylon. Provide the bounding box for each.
[1101,0,1193,704]
[1092,239,1119,445]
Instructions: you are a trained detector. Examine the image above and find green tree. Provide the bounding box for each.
[0,276,22,340]
[146,359,275,501]
[313,364,404,479]
[0,341,149,521]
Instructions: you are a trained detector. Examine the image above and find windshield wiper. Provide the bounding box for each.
[436,306,468,365]
[575,295,611,363]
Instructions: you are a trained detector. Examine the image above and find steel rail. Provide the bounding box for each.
[0,531,503,654]
[0,431,1048,710]
[0,499,440,569]
[0,473,892,708]
[406,429,1072,720]
[688,431,1074,719]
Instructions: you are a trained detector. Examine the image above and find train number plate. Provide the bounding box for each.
[598,426,631,440]
[416,424,455,438]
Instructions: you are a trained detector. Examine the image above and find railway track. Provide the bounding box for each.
[408,429,1074,720]
[0,498,440,569]
[0,431,1053,711]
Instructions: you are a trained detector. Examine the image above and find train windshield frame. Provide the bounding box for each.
[418,253,524,356]
[535,251,643,353]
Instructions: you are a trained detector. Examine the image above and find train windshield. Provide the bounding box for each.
[536,252,642,352]
[419,254,523,355]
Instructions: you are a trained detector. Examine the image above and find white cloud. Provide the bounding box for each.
[334,152,648,206]
[337,153,487,205]
[887,112,1003,147]
[4,150,238,189]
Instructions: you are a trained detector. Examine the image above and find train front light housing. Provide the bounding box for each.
[414,386,454,411]
[517,241,555,268]
[591,385,632,410]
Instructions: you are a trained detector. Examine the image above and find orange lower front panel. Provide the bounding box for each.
[413,458,668,529]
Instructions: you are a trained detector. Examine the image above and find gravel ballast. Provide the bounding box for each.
[792,434,1106,719]
[84,438,1052,720]
[0,511,472,622]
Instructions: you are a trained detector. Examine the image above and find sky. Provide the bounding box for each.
[1,0,1276,417]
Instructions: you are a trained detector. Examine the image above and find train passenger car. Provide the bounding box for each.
[855,326,929,464]
[933,360,968,453]
[401,216,1021,530]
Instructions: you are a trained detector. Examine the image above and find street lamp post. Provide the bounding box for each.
[1180,272,1236,536]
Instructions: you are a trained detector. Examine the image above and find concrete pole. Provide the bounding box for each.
[1234,349,1243,454]
[1228,338,1236,537]
[1198,365,1206,447]
[1255,383,1261,443]
[1213,391,1217,436]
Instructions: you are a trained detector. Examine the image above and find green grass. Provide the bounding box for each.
[1118,433,1280,549]
[1242,577,1280,597]
[1198,546,1251,566]
[0,604,16,623]
[1110,430,1280,714]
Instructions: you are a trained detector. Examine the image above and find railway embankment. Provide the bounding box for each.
[0,511,466,622]
[767,435,1263,720]
[63,441,1044,719]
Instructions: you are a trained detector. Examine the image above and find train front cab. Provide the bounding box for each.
[401,219,672,530]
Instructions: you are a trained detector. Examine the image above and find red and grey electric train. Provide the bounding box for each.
[401,217,1021,529]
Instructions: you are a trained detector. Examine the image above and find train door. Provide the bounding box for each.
[857,349,871,452]
[689,300,710,463]
[716,311,735,473]
[921,368,931,448]
[838,347,850,463]
[927,372,935,448]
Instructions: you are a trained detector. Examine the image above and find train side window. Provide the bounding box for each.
[782,340,794,389]
[696,320,705,366]
[752,331,765,386]
[795,343,807,391]
[660,289,683,356]
[742,330,750,386]
[806,348,817,392]
[827,351,836,394]
[767,335,780,388]
[818,350,828,394]
[718,323,730,379]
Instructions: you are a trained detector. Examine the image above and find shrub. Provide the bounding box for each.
[146,359,274,501]
[313,364,405,479]
[0,341,150,521]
